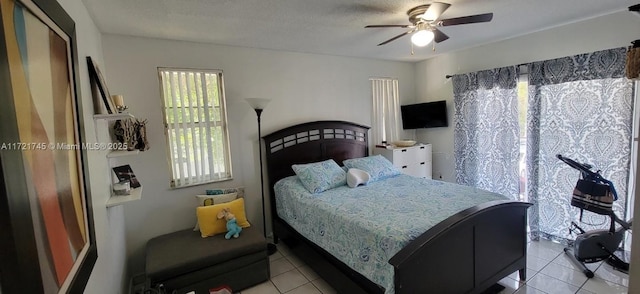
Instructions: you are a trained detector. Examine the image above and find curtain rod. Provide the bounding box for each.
[445,63,527,79]
[444,5,639,80]
[444,43,638,79]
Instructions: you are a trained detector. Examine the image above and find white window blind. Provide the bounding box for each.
[158,68,232,187]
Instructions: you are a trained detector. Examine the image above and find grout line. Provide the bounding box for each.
[309,282,323,294]
[577,278,589,293]
[271,267,299,279]
[281,281,320,294]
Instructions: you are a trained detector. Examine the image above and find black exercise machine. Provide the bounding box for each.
[557,154,632,278]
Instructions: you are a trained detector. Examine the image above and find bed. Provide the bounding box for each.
[263,120,532,294]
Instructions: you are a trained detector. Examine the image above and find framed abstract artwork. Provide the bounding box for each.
[0,0,97,293]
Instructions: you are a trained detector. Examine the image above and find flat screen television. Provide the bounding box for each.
[400,100,448,129]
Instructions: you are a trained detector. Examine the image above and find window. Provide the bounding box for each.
[158,68,232,187]
[370,78,401,145]
[517,66,528,201]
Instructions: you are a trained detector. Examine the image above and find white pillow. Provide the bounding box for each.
[193,192,238,230]
[347,168,371,188]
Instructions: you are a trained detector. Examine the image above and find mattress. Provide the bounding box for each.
[274,174,508,293]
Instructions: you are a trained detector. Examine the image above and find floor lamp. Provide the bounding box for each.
[245,98,278,255]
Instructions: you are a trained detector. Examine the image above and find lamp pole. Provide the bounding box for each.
[254,108,267,238]
[246,98,276,255]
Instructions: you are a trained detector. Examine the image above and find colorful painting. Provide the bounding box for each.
[0,0,96,293]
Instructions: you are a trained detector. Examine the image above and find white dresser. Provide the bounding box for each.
[374,144,432,179]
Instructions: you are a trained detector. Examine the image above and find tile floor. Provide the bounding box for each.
[239,239,629,294]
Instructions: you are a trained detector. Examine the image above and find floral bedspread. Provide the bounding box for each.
[274,174,507,293]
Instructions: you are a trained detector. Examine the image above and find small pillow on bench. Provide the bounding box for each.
[196,198,251,238]
[193,187,244,231]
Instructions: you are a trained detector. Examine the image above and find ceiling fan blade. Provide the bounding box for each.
[433,28,449,43]
[365,24,412,28]
[422,2,451,21]
[439,13,493,26]
[378,31,411,46]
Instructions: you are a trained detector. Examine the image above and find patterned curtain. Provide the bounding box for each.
[453,66,520,200]
[527,47,634,242]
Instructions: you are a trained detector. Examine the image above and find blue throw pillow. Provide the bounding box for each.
[342,155,401,182]
[206,187,243,196]
[292,159,347,194]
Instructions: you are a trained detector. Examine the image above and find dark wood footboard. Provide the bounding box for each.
[390,200,532,294]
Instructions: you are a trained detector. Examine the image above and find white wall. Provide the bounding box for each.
[414,10,640,183]
[100,35,416,274]
[55,0,129,293]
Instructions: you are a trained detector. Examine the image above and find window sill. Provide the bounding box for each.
[170,177,234,189]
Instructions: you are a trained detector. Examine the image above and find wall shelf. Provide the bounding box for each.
[107,150,140,158]
[94,111,144,208]
[106,186,143,207]
[93,112,134,121]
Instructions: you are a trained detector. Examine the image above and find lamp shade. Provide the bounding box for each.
[245,98,271,110]
[411,30,434,47]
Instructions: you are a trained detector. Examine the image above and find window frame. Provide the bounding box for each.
[157,67,233,188]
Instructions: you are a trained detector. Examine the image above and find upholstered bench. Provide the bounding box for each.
[145,226,269,293]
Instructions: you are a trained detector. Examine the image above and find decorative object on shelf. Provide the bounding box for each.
[87,56,116,114]
[245,98,277,255]
[112,164,141,188]
[134,119,150,151]
[114,118,149,151]
[113,180,131,196]
[0,0,97,292]
[112,94,128,112]
[106,186,143,207]
[114,119,136,150]
[393,140,417,147]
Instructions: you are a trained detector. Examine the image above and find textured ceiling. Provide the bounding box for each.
[81,0,636,62]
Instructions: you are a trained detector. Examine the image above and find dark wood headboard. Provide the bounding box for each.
[262,120,370,222]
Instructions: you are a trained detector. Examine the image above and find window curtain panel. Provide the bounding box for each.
[527,47,634,243]
[371,78,401,145]
[452,66,520,200]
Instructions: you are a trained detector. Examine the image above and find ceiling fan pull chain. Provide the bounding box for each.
[411,42,415,55]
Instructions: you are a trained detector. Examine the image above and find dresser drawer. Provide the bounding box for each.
[374,144,432,179]
[392,148,416,167]
[414,144,432,163]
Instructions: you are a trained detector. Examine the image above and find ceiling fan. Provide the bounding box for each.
[365,2,493,48]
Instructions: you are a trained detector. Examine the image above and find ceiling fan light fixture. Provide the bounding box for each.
[411,29,434,47]
[420,12,437,22]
